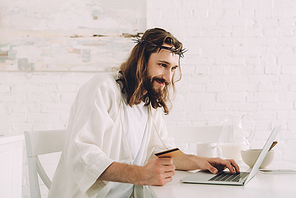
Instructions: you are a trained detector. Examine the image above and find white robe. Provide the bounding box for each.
[48,73,175,198]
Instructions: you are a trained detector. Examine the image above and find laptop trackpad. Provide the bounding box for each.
[180,171,215,183]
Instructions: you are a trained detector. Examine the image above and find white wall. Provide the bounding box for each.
[1,0,296,197]
[147,0,296,162]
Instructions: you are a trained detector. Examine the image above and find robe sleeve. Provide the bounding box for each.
[63,75,121,196]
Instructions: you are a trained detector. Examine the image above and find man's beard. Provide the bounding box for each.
[142,72,169,108]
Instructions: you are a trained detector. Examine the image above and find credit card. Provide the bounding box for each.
[155,148,185,158]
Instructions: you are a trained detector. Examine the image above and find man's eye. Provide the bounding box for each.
[171,66,178,71]
[160,63,167,67]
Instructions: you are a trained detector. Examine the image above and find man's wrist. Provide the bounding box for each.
[99,162,145,185]
[130,165,144,185]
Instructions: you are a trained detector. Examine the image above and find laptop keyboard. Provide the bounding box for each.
[209,172,249,182]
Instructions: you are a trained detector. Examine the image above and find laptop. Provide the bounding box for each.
[180,125,281,186]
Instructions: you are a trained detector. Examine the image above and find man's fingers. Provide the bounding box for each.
[158,158,175,170]
[155,176,173,186]
[143,156,176,186]
[203,160,218,174]
[164,170,175,178]
[164,176,173,182]
[208,166,218,174]
[221,159,240,173]
[229,159,240,173]
[158,157,173,164]
[207,158,240,174]
[215,159,231,172]
[154,157,175,175]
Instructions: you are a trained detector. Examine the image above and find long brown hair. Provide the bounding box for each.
[116,28,183,114]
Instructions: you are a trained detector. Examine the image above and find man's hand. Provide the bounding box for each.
[173,155,240,174]
[137,156,175,186]
[98,157,175,186]
[195,157,240,174]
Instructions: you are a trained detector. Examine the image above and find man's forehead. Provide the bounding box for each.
[158,44,181,58]
[154,50,179,65]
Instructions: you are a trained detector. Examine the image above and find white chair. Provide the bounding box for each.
[24,129,67,198]
[166,125,223,143]
[166,126,223,154]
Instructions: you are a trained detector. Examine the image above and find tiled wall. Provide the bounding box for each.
[1,0,296,197]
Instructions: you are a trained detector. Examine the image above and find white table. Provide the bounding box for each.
[150,161,296,198]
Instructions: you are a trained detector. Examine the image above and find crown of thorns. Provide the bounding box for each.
[132,37,187,58]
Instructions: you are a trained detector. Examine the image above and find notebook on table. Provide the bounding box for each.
[180,125,281,186]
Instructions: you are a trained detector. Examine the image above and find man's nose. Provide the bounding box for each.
[163,68,173,83]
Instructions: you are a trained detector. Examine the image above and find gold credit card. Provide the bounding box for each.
[155,148,185,158]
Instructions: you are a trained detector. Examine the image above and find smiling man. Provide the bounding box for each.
[48,28,239,198]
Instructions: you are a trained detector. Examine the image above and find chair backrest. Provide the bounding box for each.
[166,126,223,143]
[166,126,223,155]
[24,129,67,198]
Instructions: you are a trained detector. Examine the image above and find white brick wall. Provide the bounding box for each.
[0,72,93,136]
[0,72,95,198]
[1,0,296,197]
[147,0,296,163]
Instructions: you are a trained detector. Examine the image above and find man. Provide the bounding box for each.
[48,28,239,198]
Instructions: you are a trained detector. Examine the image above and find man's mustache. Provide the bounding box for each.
[152,77,169,86]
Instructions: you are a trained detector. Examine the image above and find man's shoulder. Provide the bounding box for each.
[82,73,118,90]
[89,72,117,85]
[77,72,120,99]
